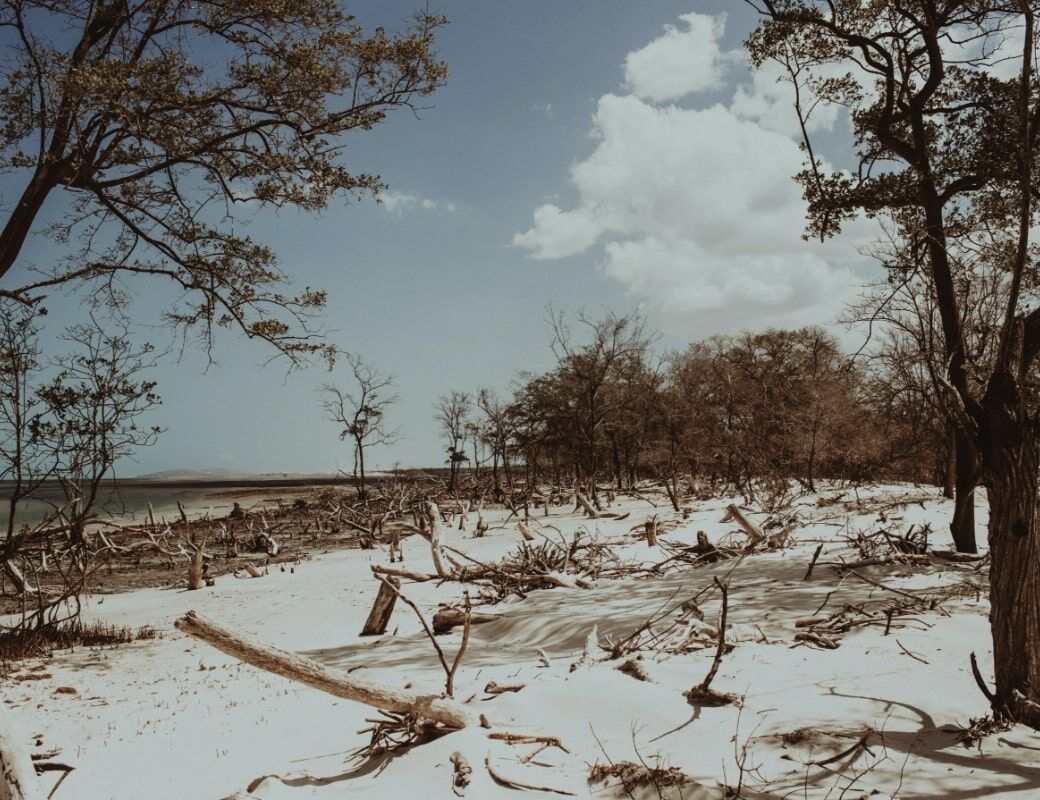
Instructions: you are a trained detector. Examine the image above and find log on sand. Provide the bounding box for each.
[175,610,470,729]
[242,562,263,579]
[0,703,44,800]
[721,504,765,544]
[575,492,600,519]
[432,608,498,634]
[371,564,437,583]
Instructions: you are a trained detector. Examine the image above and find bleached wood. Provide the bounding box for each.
[721,504,765,543]
[188,538,206,591]
[1,562,35,596]
[242,562,262,578]
[426,501,453,579]
[575,492,600,519]
[371,564,436,582]
[0,704,44,800]
[175,610,471,728]
[360,575,399,636]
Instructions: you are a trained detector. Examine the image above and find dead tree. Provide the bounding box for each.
[320,353,400,499]
[175,611,470,729]
[361,576,400,636]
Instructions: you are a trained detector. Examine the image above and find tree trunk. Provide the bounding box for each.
[943,422,956,500]
[0,703,43,800]
[986,427,1040,726]
[950,428,978,554]
[425,501,452,579]
[360,576,399,636]
[175,611,470,728]
[358,442,366,500]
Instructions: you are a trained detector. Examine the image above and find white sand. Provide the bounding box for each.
[8,485,1039,800]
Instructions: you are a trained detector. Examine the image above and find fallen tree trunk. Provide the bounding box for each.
[175,610,470,729]
[371,564,436,582]
[575,492,600,519]
[721,505,765,544]
[242,562,263,579]
[432,608,498,634]
[0,704,45,800]
[1,562,36,597]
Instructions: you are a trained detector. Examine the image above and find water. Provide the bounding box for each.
[0,482,300,530]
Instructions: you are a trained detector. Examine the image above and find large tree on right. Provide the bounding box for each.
[747,0,1040,725]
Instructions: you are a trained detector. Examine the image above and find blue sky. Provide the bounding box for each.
[3,2,882,476]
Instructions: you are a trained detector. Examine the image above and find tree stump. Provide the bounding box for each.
[360,576,400,636]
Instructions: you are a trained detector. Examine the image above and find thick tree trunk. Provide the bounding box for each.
[950,428,978,554]
[943,422,956,499]
[986,432,1040,727]
[0,169,55,284]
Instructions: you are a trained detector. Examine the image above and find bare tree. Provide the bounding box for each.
[321,354,399,499]
[436,391,472,492]
[0,304,161,631]
[0,2,447,362]
[476,389,513,498]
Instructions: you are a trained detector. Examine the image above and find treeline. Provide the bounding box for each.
[433,311,948,510]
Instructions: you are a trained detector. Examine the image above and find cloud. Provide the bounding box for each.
[729,59,843,138]
[514,12,875,337]
[380,190,457,214]
[624,13,738,103]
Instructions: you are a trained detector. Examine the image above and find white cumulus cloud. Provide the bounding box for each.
[514,11,875,337]
[624,13,738,102]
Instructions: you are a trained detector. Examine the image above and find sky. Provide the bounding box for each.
[2,1,887,476]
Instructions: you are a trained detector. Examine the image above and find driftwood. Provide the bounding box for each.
[188,537,207,591]
[575,492,600,519]
[541,571,592,590]
[174,610,471,729]
[721,505,765,544]
[644,517,658,546]
[450,751,472,794]
[684,578,737,706]
[804,543,825,581]
[2,562,37,597]
[427,502,453,579]
[242,562,263,579]
[485,756,575,796]
[371,564,436,583]
[0,704,44,800]
[432,608,498,634]
[361,576,400,636]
